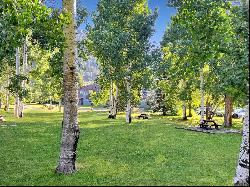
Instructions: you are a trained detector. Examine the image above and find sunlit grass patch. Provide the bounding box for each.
[0,105,242,186]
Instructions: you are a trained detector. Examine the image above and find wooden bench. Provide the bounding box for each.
[199,119,221,129]
[138,114,149,119]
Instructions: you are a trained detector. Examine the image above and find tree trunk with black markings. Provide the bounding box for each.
[109,82,117,118]
[5,85,9,111]
[234,105,249,186]
[126,77,132,123]
[19,36,28,118]
[14,48,20,118]
[55,0,80,174]
[200,68,205,123]
[114,84,118,115]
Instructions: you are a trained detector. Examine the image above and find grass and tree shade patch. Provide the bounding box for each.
[0,109,241,186]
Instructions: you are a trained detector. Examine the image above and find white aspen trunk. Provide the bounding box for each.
[5,93,9,111]
[19,37,28,118]
[109,82,117,118]
[114,84,118,115]
[234,105,249,186]
[200,67,205,123]
[126,78,132,123]
[182,101,187,120]
[14,48,20,118]
[58,100,62,112]
[5,77,10,111]
[109,82,114,115]
[205,98,209,120]
[49,95,52,107]
[56,0,80,174]
[23,36,28,73]
[14,97,19,117]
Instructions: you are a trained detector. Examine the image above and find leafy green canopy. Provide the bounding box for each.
[87,0,158,107]
[211,0,249,103]
[161,0,248,106]
[0,0,50,65]
[0,0,88,102]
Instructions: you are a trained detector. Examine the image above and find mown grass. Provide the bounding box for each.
[0,106,242,186]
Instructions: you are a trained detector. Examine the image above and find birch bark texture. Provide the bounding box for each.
[19,36,28,118]
[234,105,249,186]
[114,84,118,115]
[55,0,80,174]
[200,67,205,123]
[109,82,116,117]
[5,77,10,111]
[109,82,113,113]
[109,82,118,117]
[126,77,132,123]
[14,47,20,118]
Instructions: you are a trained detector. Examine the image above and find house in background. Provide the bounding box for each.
[78,83,99,106]
[78,54,100,106]
[76,31,100,106]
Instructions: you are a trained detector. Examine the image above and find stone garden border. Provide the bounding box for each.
[175,126,242,134]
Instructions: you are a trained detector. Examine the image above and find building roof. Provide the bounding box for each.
[79,83,99,92]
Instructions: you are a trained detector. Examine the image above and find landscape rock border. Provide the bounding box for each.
[175,126,242,134]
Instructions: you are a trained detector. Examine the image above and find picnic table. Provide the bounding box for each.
[199,119,221,129]
[138,113,149,119]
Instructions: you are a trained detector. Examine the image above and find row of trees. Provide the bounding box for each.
[0,0,67,117]
[0,0,88,115]
[84,0,248,129]
[87,0,158,123]
[0,0,87,174]
[152,0,249,127]
[2,0,246,127]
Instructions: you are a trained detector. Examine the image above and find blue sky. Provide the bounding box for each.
[45,0,176,45]
[147,0,176,45]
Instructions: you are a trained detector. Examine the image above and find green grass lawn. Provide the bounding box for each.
[0,106,242,186]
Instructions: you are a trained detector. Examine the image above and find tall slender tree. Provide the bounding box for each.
[14,48,20,118]
[234,105,249,186]
[55,0,80,174]
[87,0,157,123]
[163,0,240,124]
[19,36,28,117]
[233,0,249,185]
